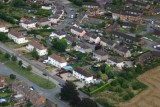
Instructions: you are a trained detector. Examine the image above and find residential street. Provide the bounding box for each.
[0,42,89,107]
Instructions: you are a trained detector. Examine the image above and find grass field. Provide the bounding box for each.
[5,61,55,89]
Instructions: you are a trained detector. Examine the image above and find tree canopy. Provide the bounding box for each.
[52,38,67,52]
[77,98,98,107]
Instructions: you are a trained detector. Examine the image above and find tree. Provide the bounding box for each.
[101,73,108,81]
[11,55,17,61]
[26,99,33,107]
[52,38,67,52]
[60,81,79,101]
[26,65,32,71]
[4,53,10,59]
[100,64,106,73]
[0,32,8,42]
[77,98,98,107]
[31,48,39,60]
[130,27,136,33]
[11,0,26,7]
[47,48,52,56]
[135,64,143,74]
[71,41,77,47]
[18,60,23,66]
[10,74,16,79]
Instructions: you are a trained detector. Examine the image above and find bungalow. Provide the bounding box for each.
[48,54,67,68]
[8,29,28,44]
[113,45,131,57]
[37,17,51,26]
[73,67,95,84]
[93,49,108,61]
[106,56,124,69]
[50,30,66,39]
[26,40,48,56]
[82,2,100,9]
[74,42,92,53]
[0,24,8,32]
[112,12,143,23]
[100,37,115,49]
[85,32,100,44]
[70,26,86,37]
[12,80,46,106]
[20,20,36,29]
[110,31,144,45]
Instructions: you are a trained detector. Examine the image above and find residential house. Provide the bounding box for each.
[26,40,48,56]
[20,20,36,29]
[8,29,28,44]
[48,54,67,68]
[12,80,45,106]
[93,49,108,61]
[121,22,138,28]
[74,42,92,53]
[49,15,60,23]
[0,24,8,32]
[70,26,86,37]
[37,17,51,26]
[106,56,124,69]
[110,31,144,45]
[100,37,115,49]
[50,30,66,39]
[113,45,131,57]
[112,12,143,23]
[73,67,95,84]
[125,7,143,15]
[82,2,100,9]
[125,0,149,9]
[85,32,100,44]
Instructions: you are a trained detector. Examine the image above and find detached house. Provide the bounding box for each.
[71,26,86,37]
[73,67,95,84]
[50,30,66,39]
[0,24,8,32]
[20,20,36,29]
[26,40,48,56]
[93,49,108,61]
[48,54,67,68]
[8,29,28,44]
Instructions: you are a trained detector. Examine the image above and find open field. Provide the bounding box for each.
[118,66,160,107]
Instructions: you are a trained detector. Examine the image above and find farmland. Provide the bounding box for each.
[118,66,160,107]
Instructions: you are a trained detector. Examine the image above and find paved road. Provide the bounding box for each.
[0,63,69,107]
[0,42,90,106]
[53,1,76,30]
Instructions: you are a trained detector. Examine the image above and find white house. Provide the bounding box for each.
[20,20,36,29]
[26,40,48,56]
[70,26,86,37]
[48,54,67,68]
[50,30,66,39]
[73,67,95,84]
[0,25,8,33]
[8,30,28,44]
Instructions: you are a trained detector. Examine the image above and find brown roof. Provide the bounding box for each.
[29,40,46,50]
[49,54,66,63]
[74,67,92,77]
[9,29,25,38]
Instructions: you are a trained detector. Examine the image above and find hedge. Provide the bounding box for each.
[90,79,115,95]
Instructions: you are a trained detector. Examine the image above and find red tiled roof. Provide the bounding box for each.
[9,29,25,38]
[49,54,66,63]
[29,40,46,50]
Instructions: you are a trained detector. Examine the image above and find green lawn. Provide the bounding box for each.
[5,61,56,89]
